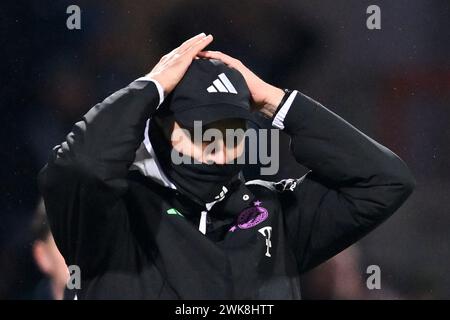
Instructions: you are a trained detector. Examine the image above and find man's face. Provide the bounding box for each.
[170,119,246,165]
[32,234,69,300]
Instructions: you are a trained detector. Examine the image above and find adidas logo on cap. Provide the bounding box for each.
[207,73,238,94]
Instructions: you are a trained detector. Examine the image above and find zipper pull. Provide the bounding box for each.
[199,211,208,235]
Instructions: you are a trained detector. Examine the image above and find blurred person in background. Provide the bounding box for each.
[300,245,404,299]
[0,199,68,300]
[30,199,69,300]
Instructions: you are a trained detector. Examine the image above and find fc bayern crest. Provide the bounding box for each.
[229,201,269,232]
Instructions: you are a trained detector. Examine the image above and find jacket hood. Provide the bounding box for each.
[130,120,177,190]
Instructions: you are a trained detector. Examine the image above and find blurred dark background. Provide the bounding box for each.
[1,0,449,299]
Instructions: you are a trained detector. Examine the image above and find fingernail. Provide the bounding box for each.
[200,32,206,36]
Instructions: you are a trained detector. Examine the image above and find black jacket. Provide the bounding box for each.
[39,79,415,299]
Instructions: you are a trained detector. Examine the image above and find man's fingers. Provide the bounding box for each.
[186,34,214,57]
[166,33,206,58]
[177,33,207,53]
[197,50,235,66]
[198,50,221,59]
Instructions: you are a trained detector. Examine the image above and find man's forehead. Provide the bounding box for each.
[204,118,247,130]
[177,118,247,131]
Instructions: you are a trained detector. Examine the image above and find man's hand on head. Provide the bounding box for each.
[197,50,285,118]
[147,33,214,96]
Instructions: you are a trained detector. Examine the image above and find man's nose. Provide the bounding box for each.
[203,140,227,164]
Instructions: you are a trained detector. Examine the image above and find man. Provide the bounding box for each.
[39,33,415,299]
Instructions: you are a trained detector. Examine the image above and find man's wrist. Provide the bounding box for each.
[259,85,285,118]
[135,75,165,107]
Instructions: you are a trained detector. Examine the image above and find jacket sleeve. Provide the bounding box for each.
[276,91,415,273]
[38,79,161,272]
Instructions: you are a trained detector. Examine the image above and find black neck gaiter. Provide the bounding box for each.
[149,118,244,206]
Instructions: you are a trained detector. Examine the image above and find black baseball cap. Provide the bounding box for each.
[157,58,254,128]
